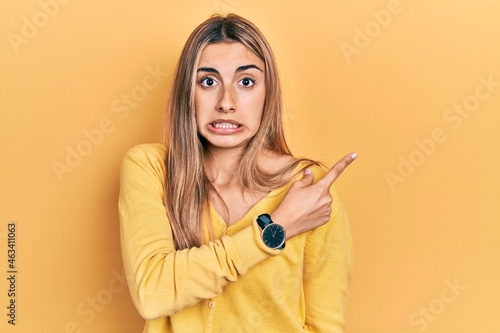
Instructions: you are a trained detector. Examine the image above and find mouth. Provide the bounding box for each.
[208,119,244,134]
[210,119,242,129]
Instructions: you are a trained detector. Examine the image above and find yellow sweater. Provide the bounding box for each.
[119,144,353,333]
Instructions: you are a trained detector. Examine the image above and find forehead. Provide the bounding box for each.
[198,42,263,68]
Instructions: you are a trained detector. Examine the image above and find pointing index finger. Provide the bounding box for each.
[317,152,358,188]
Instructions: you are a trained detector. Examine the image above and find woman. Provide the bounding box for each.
[119,13,356,333]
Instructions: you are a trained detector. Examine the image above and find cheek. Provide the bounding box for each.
[253,89,266,124]
[194,113,201,129]
[256,85,266,108]
[194,93,208,124]
[242,86,265,109]
[194,91,201,113]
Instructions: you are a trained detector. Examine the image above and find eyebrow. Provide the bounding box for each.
[197,64,263,74]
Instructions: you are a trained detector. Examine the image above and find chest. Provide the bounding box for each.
[211,187,269,226]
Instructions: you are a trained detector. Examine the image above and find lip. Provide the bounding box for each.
[211,119,242,125]
[208,119,244,135]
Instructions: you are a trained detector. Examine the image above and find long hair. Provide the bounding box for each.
[164,14,316,250]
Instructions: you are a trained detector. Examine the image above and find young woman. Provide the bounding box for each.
[119,13,356,333]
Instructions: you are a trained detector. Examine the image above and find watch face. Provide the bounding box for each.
[262,224,286,249]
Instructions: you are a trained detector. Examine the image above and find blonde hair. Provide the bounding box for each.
[164,14,315,250]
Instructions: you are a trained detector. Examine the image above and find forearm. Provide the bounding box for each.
[121,221,271,319]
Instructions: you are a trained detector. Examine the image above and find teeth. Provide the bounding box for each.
[213,122,239,129]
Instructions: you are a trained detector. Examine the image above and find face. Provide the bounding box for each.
[194,42,266,153]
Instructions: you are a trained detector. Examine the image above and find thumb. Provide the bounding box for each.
[299,168,314,186]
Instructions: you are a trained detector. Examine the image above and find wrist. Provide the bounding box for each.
[257,214,286,250]
[271,209,294,241]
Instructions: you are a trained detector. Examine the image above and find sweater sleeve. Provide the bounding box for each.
[302,168,353,333]
[118,144,281,320]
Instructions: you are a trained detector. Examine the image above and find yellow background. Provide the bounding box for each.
[1,0,499,332]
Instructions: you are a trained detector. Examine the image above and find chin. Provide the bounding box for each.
[204,137,251,151]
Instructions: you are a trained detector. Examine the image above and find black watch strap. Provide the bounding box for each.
[257,213,272,230]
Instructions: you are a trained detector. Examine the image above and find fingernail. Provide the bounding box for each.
[351,152,358,159]
[304,168,312,175]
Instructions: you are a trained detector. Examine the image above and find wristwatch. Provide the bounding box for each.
[257,214,286,250]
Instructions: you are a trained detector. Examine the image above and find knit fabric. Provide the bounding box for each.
[119,143,353,333]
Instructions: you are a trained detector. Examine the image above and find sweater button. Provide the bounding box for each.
[208,301,215,309]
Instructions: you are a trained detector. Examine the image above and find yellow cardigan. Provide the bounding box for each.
[119,143,353,333]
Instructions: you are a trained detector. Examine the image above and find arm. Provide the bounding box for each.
[303,181,353,332]
[271,157,356,332]
[119,145,281,320]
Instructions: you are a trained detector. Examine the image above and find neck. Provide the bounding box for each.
[205,146,245,186]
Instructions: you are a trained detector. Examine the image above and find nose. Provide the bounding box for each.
[216,86,236,113]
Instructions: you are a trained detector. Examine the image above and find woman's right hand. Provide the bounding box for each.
[272,152,357,240]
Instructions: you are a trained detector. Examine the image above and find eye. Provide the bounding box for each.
[200,76,217,87]
[239,78,255,87]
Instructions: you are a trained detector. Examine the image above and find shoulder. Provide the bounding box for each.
[123,143,166,161]
[286,161,342,200]
[122,143,166,166]
[259,149,297,173]
[120,143,167,180]
[259,149,332,180]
